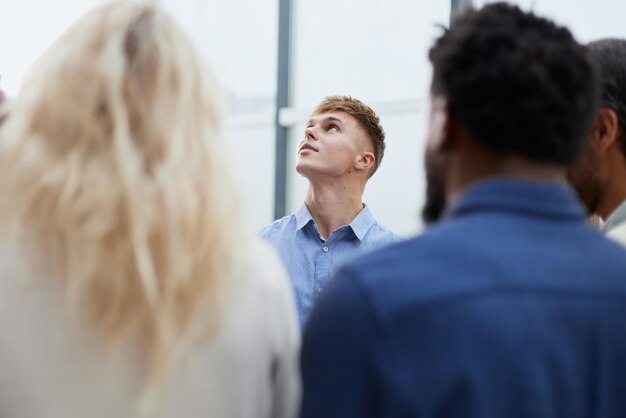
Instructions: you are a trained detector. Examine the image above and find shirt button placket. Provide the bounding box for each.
[317,245,329,295]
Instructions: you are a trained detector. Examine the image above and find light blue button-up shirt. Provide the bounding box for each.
[259,204,403,328]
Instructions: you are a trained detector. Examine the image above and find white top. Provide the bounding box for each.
[607,222,626,248]
[0,238,300,418]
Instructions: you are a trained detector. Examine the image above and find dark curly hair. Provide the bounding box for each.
[429,2,598,164]
[588,39,626,156]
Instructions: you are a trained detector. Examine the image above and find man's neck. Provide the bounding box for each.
[305,179,364,240]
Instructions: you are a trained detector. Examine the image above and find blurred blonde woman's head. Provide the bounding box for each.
[0,0,243,396]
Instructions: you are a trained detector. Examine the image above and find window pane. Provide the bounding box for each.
[161,0,278,228]
[161,0,277,100]
[0,0,105,96]
[291,0,449,106]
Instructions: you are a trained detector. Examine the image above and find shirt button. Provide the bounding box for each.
[322,246,329,252]
[317,287,324,294]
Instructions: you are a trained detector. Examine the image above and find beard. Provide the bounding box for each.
[421,148,447,225]
[568,173,600,215]
[565,151,601,215]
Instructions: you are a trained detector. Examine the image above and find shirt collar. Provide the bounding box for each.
[296,204,315,231]
[445,179,585,222]
[602,199,626,232]
[349,204,376,241]
[295,203,376,241]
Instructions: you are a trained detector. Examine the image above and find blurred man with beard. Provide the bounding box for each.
[567,39,626,242]
[300,4,626,418]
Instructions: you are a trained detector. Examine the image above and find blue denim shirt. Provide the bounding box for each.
[301,180,626,418]
[259,204,403,328]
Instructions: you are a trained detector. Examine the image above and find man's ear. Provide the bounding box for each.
[594,107,620,152]
[355,151,375,172]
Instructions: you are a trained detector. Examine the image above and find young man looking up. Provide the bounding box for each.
[259,96,402,328]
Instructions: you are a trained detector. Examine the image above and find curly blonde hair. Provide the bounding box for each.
[0,0,244,396]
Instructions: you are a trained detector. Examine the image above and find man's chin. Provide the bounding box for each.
[295,163,313,179]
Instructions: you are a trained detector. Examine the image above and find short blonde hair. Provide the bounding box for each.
[314,95,386,177]
[0,0,243,398]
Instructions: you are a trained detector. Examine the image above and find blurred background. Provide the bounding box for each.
[0,0,624,235]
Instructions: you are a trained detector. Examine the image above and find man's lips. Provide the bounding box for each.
[299,143,318,153]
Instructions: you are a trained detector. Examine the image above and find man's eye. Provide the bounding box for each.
[328,125,338,132]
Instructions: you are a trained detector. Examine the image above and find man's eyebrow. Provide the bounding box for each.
[306,116,343,127]
[324,116,343,124]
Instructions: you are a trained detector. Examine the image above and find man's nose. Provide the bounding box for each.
[304,126,317,140]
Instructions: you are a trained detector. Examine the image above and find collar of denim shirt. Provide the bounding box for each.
[295,203,375,241]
